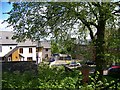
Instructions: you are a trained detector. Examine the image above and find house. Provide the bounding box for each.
[40,41,51,59]
[0,31,51,63]
[36,40,51,63]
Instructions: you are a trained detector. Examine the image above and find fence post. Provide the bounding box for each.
[81,64,89,84]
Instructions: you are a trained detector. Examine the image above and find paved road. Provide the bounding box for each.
[49,60,108,75]
[50,60,81,65]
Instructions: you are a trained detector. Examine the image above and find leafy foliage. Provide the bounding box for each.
[2,64,80,89]
[2,64,120,89]
[4,2,119,75]
[105,27,120,64]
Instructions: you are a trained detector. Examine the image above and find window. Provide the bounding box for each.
[36,47,40,52]
[8,57,11,61]
[36,48,38,52]
[45,54,48,58]
[0,46,2,52]
[16,56,18,59]
[29,48,32,53]
[10,47,12,49]
[45,48,48,52]
[27,57,32,61]
[6,37,9,39]
[19,48,23,53]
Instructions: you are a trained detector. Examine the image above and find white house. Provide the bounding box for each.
[0,31,51,63]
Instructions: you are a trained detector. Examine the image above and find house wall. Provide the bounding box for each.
[0,45,16,57]
[12,49,19,61]
[7,55,12,61]
[42,48,51,59]
[19,47,36,61]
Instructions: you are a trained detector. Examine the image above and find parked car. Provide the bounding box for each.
[69,61,81,67]
[49,58,55,62]
[52,53,59,57]
[85,60,95,65]
[108,65,120,78]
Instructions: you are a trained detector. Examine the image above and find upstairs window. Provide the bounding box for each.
[36,48,38,52]
[6,37,9,39]
[0,46,2,52]
[45,54,48,58]
[10,47,12,49]
[29,48,32,53]
[46,49,48,52]
[19,48,23,53]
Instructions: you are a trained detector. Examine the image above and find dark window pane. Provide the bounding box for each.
[29,48,32,53]
[27,57,32,61]
[46,49,48,51]
[19,48,23,53]
[6,37,9,39]
[0,46,2,52]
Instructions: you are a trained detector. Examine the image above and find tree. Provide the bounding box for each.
[4,2,119,75]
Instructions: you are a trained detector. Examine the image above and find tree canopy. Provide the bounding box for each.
[4,1,119,74]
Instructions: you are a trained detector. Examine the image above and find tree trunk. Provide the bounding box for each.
[95,17,106,76]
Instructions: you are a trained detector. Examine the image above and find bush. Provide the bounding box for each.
[2,63,120,89]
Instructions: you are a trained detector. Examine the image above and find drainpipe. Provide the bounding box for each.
[37,40,41,64]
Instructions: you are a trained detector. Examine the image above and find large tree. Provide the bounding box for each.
[4,1,119,75]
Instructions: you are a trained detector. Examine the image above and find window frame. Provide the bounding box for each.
[45,54,48,58]
[27,57,32,61]
[19,48,23,53]
[0,46,2,52]
[6,37,9,39]
[10,47,12,49]
[29,48,32,53]
[45,48,48,52]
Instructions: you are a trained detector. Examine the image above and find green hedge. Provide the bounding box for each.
[2,64,120,89]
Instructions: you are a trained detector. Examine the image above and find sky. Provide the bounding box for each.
[0,2,13,31]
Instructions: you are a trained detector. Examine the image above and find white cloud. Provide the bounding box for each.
[0,20,13,31]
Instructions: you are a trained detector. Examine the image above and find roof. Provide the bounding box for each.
[4,46,19,57]
[0,31,36,46]
[40,41,51,48]
[33,40,51,48]
[0,31,51,48]
[18,40,36,47]
[0,31,17,45]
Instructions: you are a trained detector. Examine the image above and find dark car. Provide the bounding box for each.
[49,58,55,62]
[108,65,120,78]
[52,53,59,57]
[85,60,95,65]
[69,61,81,67]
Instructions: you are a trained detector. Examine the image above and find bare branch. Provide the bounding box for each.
[79,18,95,40]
